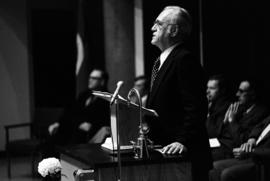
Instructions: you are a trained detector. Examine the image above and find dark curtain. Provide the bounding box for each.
[203,0,270,106]
[31,9,76,107]
[75,0,105,97]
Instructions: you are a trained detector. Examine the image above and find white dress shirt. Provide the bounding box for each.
[159,43,179,70]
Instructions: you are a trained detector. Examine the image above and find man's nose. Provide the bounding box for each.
[151,24,157,31]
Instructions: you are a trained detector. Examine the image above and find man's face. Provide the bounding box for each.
[151,9,172,50]
[88,70,104,90]
[134,79,146,96]
[206,80,220,102]
[236,81,253,105]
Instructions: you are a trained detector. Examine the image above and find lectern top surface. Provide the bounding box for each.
[59,144,187,168]
[92,91,158,117]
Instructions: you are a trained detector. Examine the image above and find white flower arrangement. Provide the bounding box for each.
[38,157,62,177]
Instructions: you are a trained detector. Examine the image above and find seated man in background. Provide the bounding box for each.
[209,114,270,181]
[223,78,269,149]
[206,74,234,160]
[43,68,111,157]
[69,68,111,144]
[130,75,149,107]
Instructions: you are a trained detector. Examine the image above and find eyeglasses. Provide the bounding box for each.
[89,76,102,80]
[153,20,177,28]
[237,89,249,94]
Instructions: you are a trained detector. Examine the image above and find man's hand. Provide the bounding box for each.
[48,122,60,135]
[223,102,239,123]
[233,139,255,159]
[233,147,242,158]
[78,122,92,132]
[240,138,256,153]
[161,142,187,154]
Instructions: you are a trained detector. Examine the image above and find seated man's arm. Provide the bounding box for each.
[89,126,111,143]
[240,138,256,152]
[233,138,256,158]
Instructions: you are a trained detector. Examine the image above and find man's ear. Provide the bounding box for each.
[170,25,179,37]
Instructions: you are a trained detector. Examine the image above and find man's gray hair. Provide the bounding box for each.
[164,6,192,42]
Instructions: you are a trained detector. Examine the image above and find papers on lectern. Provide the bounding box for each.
[101,137,133,151]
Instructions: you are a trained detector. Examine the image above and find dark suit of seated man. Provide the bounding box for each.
[129,75,149,107]
[42,68,110,158]
[206,74,234,161]
[222,79,269,152]
[209,114,270,181]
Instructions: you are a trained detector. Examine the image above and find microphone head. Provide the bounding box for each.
[117,81,124,87]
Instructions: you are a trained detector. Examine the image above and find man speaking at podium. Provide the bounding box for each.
[146,6,212,181]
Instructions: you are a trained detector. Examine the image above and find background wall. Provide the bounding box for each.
[0,0,31,151]
[104,0,135,95]
[30,0,77,107]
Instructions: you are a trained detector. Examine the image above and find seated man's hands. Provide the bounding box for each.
[48,122,60,135]
[233,147,249,159]
[223,102,239,123]
[161,142,187,155]
[233,138,256,159]
[78,122,92,132]
[233,147,243,158]
[240,138,256,152]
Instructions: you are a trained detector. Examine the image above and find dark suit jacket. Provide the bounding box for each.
[209,115,270,181]
[228,104,269,147]
[58,89,110,144]
[249,114,270,148]
[206,97,231,138]
[206,97,234,160]
[146,44,212,179]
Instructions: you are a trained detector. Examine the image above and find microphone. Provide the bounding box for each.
[110,81,124,105]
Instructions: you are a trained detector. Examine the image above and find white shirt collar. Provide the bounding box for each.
[159,43,179,70]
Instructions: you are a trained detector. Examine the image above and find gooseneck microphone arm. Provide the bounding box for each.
[110,81,124,106]
[127,88,143,127]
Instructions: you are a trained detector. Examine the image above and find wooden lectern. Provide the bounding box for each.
[60,90,192,181]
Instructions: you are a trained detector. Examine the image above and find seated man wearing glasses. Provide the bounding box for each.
[43,68,111,157]
[223,78,269,150]
[209,114,270,181]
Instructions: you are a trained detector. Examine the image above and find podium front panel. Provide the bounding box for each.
[110,102,140,147]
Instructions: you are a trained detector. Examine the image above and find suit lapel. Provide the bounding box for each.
[257,130,270,146]
[257,122,270,146]
[148,44,182,104]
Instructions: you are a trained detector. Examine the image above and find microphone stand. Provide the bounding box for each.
[127,88,150,159]
[110,82,123,181]
[115,98,121,181]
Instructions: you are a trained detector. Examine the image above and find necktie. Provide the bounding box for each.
[150,57,160,91]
